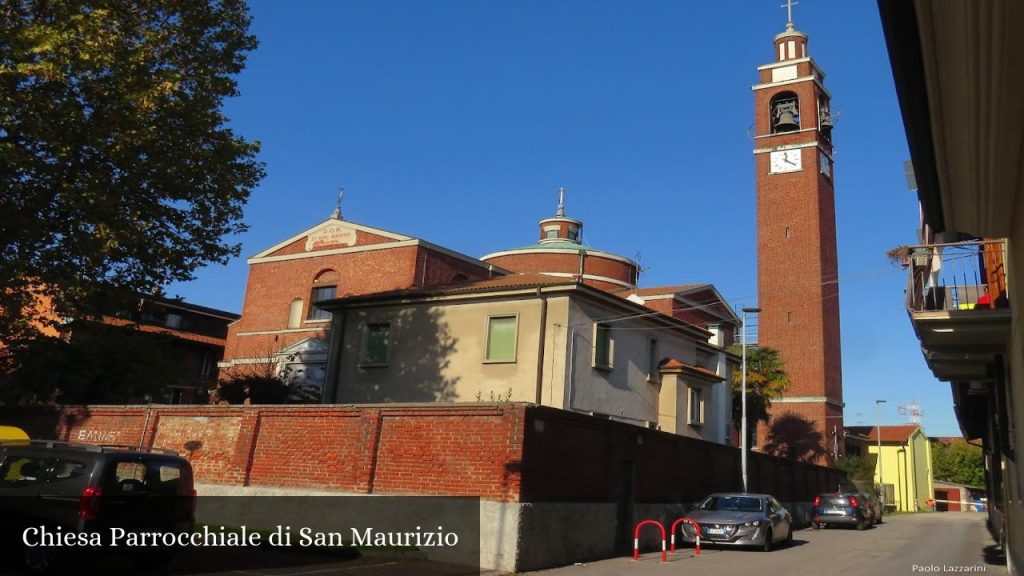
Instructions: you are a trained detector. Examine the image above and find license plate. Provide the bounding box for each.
[705,528,726,535]
[825,509,845,515]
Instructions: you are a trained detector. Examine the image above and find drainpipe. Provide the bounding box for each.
[534,288,548,405]
[896,447,906,511]
[567,324,577,411]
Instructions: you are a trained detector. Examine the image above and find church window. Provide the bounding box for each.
[308,269,338,321]
[288,298,304,328]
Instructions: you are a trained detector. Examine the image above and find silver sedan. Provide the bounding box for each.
[679,492,793,551]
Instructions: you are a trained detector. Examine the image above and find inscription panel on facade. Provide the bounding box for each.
[305,223,357,251]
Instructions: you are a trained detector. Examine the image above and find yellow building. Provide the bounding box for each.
[850,425,934,512]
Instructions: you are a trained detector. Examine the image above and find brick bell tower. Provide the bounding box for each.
[752,5,843,464]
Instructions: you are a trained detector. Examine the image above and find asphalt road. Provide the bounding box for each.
[0,513,1002,575]
[524,512,1005,576]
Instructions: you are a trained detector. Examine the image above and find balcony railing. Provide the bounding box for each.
[904,240,1009,313]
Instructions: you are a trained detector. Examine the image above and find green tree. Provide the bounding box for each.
[726,345,791,437]
[0,1,263,347]
[931,439,985,487]
[836,454,878,483]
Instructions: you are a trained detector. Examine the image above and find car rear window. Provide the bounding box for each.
[825,496,852,506]
[103,458,189,495]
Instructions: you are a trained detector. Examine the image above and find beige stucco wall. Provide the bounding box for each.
[327,290,731,444]
[565,299,728,442]
[332,294,570,404]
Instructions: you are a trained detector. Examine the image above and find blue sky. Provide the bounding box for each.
[168,1,958,435]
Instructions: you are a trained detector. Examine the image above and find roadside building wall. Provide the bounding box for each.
[332,295,570,405]
[566,299,730,442]
[327,285,729,440]
[869,428,934,512]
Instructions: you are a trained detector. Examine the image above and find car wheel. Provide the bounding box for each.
[762,528,773,552]
[811,521,820,530]
[785,525,794,546]
[856,517,866,531]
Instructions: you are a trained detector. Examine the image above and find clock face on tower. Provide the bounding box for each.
[769,149,802,174]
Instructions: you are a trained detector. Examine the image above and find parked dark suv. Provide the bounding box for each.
[0,439,195,571]
[812,492,873,530]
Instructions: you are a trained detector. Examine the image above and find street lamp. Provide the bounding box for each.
[740,306,761,493]
[876,399,887,508]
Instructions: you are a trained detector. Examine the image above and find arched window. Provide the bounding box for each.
[308,269,339,321]
[770,92,800,133]
[287,298,304,328]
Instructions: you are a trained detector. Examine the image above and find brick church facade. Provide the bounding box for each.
[220,196,741,430]
[218,214,500,397]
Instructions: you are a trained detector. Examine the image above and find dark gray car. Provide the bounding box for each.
[0,439,195,571]
[679,492,793,551]
[812,492,873,529]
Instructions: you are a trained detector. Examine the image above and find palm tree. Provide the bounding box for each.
[726,345,791,439]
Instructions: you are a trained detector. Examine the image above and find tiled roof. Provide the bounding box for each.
[658,358,724,381]
[100,316,227,347]
[325,273,577,305]
[618,284,705,297]
[434,273,575,293]
[845,424,921,443]
[144,295,240,320]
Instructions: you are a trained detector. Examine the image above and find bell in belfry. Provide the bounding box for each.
[819,109,833,131]
[774,103,799,132]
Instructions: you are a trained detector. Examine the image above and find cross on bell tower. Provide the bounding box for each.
[752,14,844,464]
[781,0,798,30]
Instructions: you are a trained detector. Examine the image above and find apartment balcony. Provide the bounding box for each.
[905,240,1011,382]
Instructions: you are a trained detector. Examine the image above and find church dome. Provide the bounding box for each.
[481,188,637,291]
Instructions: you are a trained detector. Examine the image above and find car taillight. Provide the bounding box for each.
[813,496,821,507]
[79,486,103,521]
[849,496,859,508]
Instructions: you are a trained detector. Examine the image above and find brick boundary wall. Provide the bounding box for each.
[0,403,842,504]
[0,404,525,501]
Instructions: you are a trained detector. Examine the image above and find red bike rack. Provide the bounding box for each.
[669,517,701,556]
[633,519,667,562]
